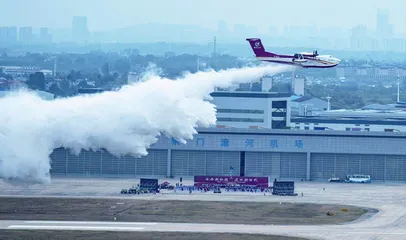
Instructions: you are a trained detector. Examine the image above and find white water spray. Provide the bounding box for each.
[0,65,295,183]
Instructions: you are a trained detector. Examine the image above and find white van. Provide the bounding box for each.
[345,174,371,183]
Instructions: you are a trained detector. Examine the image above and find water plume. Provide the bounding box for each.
[0,64,296,183]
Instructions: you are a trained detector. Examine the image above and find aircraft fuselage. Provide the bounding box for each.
[246,38,341,69]
[255,54,340,68]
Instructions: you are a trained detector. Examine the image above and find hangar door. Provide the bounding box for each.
[100,149,167,177]
[310,153,385,181]
[171,150,240,177]
[50,147,68,175]
[245,152,280,177]
[205,151,240,176]
[385,155,406,182]
[62,149,103,176]
[135,149,167,176]
[50,148,167,177]
[279,153,307,180]
[245,152,307,180]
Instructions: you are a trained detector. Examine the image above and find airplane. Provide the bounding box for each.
[246,38,341,68]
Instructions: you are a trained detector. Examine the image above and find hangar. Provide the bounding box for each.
[50,128,406,182]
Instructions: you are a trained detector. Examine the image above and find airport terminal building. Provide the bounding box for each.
[45,89,406,182]
[50,128,406,182]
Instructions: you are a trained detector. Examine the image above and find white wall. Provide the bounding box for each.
[211,94,290,129]
[291,98,328,116]
[291,122,406,132]
[212,96,268,128]
[0,89,54,100]
[127,73,139,83]
[261,77,273,92]
[293,78,305,96]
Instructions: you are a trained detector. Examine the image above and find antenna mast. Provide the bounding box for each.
[213,36,216,57]
[397,77,400,102]
[326,96,332,111]
[53,57,57,77]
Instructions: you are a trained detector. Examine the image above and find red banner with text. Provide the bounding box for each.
[194,176,269,187]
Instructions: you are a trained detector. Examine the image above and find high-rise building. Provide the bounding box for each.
[217,20,228,33]
[19,27,34,44]
[376,9,393,37]
[377,9,388,31]
[0,26,18,44]
[39,27,52,44]
[350,25,368,50]
[72,16,88,43]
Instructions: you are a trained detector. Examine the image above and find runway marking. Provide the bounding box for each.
[25,221,157,225]
[348,232,406,235]
[7,225,145,231]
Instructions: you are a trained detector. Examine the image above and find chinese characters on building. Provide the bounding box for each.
[171,138,180,145]
[270,139,278,148]
[246,139,254,147]
[220,138,229,147]
[295,140,304,148]
[196,138,205,146]
[170,136,305,149]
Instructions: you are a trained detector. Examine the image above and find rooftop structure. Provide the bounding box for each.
[211,91,291,129]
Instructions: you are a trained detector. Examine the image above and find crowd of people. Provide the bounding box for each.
[173,184,272,193]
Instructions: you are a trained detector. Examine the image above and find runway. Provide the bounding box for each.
[2,178,406,239]
[2,218,406,240]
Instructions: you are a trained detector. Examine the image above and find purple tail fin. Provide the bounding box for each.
[246,38,277,57]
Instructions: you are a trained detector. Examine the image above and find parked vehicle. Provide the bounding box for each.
[345,174,371,183]
[328,177,342,182]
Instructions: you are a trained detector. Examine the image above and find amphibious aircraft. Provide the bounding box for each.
[246,38,341,68]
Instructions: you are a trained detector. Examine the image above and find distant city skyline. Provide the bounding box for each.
[0,0,406,53]
[0,0,405,35]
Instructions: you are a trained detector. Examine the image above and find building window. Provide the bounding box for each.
[272,120,287,129]
[272,101,287,108]
[217,109,264,114]
[272,111,286,117]
[295,126,300,129]
[345,128,351,131]
[314,123,319,125]
[217,117,264,123]
[304,127,310,130]
[365,124,370,126]
[364,128,370,131]
[295,123,300,125]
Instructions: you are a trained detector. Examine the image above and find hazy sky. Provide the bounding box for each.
[0,0,405,34]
